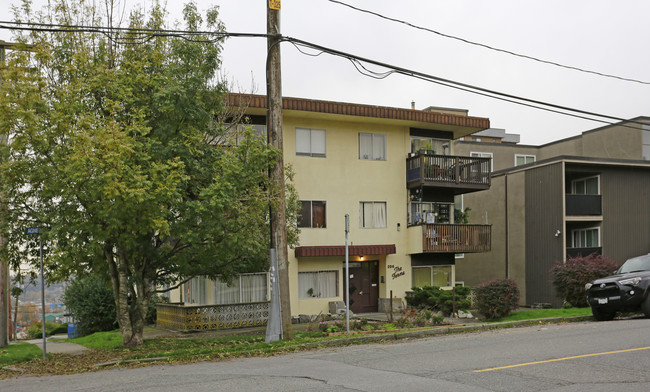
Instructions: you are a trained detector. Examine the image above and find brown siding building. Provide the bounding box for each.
[456,119,650,306]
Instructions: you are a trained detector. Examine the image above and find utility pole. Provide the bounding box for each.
[266,1,293,340]
[0,40,14,348]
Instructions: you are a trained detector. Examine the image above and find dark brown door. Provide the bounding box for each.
[347,260,379,313]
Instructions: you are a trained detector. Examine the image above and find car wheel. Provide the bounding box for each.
[642,295,650,318]
[591,307,615,321]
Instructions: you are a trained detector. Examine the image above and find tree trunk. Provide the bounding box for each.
[105,242,146,347]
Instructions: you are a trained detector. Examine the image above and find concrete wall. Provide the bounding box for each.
[454,142,539,172]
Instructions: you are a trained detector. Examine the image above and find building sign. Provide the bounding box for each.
[387,264,405,279]
[269,0,281,10]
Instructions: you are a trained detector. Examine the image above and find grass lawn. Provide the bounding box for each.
[488,307,593,323]
[0,342,44,365]
[67,331,125,350]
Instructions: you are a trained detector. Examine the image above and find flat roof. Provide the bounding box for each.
[227,93,490,136]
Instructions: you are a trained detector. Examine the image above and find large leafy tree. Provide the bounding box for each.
[0,0,293,346]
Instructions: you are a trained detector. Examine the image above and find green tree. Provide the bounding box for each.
[62,275,118,336]
[0,0,297,346]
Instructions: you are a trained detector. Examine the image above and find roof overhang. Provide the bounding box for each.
[226,94,489,139]
[294,244,396,258]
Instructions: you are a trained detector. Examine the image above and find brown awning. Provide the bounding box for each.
[294,244,396,258]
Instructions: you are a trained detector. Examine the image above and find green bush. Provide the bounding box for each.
[27,321,65,339]
[551,254,618,307]
[406,286,472,316]
[62,275,118,336]
[475,279,520,320]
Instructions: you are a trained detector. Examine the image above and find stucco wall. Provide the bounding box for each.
[284,114,416,315]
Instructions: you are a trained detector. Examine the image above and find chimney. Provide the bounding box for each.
[411,100,415,110]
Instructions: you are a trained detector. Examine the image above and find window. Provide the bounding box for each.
[571,176,599,195]
[360,201,387,228]
[214,273,269,304]
[218,124,266,146]
[185,277,207,304]
[296,128,326,157]
[470,152,493,172]
[410,136,450,155]
[641,125,650,161]
[515,154,536,166]
[572,227,600,248]
[298,271,338,299]
[298,201,326,228]
[359,133,386,160]
[412,266,452,288]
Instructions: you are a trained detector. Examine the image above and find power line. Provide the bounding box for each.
[0,20,645,129]
[0,20,270,45]
[285,37,647,129]
[328,0,650,86]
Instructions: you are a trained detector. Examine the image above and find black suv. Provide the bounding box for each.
[586,253,650,321]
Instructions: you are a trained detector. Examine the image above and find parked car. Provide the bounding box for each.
[585,253,650,321]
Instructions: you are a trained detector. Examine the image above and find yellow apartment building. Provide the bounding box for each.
[167,94,493,319]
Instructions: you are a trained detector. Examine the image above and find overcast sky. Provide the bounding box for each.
[2,0,649,145]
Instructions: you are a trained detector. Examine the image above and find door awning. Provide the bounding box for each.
[294,244,396,257]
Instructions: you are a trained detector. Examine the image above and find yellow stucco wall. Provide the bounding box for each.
[284,115,420,315]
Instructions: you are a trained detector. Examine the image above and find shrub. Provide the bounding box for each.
[551,253,619,307]
[406,286,472,316]
[62,275,118,336]
[27,321,64,339]
[475,279,520,320]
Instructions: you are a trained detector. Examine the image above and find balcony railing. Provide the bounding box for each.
[566,194,602,216]
[406,153,491,191]
[566,247,602,259]
[419,223,491,253]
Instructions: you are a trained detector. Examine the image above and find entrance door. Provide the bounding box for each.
[347,260,379,313]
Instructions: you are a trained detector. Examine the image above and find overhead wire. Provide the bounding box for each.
[328,0,650,86]
[283,36,648,129]
[0,20,646,129]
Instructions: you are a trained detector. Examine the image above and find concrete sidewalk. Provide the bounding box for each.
[25,334,88,355]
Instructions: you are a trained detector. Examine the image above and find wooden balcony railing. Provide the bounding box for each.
[422,223,491,253]
[406,153,491,191]
[156,302,269,331]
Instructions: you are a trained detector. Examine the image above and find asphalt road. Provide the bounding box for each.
[3,318,650,391]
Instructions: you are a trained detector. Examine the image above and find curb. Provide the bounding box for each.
[303,315,593,347]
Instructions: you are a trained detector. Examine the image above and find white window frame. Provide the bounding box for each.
[571,175,600,195]
[412,265,453,288]
[213,272,270,305]
[296,128,326,157]
[359,201,387,229]
[470,151,493,172]
[298,270,339,299]
[514,154,536,166]
[359,133,386,161]
[571,227,600,248]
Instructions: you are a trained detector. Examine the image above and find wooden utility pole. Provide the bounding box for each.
[266,1,293,339]
[0,41,13,348]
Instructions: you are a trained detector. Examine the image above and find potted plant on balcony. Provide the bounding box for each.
[454,207,471,224]
[419,142,435,155]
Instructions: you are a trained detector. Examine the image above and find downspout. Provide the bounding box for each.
[505,173,509,279]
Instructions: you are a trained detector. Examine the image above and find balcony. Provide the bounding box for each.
[566,247,602,258]
[566,194,602,216]
[408,223,491,254]
[406,153,491,192]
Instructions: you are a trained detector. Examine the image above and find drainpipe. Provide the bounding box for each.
[505,173,509,279]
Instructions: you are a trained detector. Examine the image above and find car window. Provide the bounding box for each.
[617,254,650,274]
